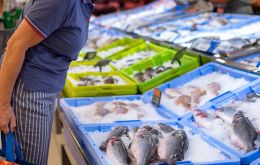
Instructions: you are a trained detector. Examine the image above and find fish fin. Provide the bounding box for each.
[128,142,132,149]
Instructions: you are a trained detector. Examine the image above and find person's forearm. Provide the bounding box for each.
[0,40,27,104]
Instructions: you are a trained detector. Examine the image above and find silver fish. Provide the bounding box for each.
[106,137,130,165]
[231,111,258,152]
[129,129,158,165]
[215,107,237,124]
[158,129,189,165]
[100,126,129,151]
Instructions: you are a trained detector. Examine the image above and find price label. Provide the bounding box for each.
[152,88,162,107]
[84,51,97,60]
[94,59,111,72]
[171,47,187,65]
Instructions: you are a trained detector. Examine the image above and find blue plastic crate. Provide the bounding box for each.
[235,53,260,68]
[143,62,260,119]
[251,158,260,165]
[59,95,175,126]
[183,80,260,165]
[78,120,240,165]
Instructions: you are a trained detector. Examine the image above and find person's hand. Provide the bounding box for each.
[0,103,16,134]
[252,0,260,7]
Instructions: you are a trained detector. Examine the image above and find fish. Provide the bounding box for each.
[129,128,158,165]
[158,123,175,134]
[165,88,182,99]
[94,107,111,117]
[158,129,189,165]
[246,92,260,102]
[215,107,237,124]
[114,106,129,114]
[106,137,130,165]
[104,76,119,84]
[129,103,140,109]
[100,126,129,151]
[231,111,258,152]
[190,89,206,104]
[207,82,221,95]
[175,95,192,110]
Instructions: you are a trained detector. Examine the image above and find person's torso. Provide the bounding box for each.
[20,0,93,92]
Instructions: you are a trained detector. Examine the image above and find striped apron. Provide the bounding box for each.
[11,78,58,165]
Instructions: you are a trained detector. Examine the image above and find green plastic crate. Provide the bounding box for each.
[68,61,116,75]
[96,37,144,59]
[122,51,200,93]
[109,42,171,70]
[64,72,137,97]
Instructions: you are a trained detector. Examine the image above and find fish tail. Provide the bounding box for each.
[99,142,107,151]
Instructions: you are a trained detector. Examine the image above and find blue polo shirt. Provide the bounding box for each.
[18,0,93,92]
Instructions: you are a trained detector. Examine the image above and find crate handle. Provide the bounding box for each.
[115,120,141,123]
[250,82,260,94]
[208,91,237,108]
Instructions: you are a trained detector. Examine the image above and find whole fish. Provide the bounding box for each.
[158,129,189,165]
[215,107,237,124]
[129,129,158,165]
[100,126,129,151]
[106,137,130,165]
[231,111,258,152]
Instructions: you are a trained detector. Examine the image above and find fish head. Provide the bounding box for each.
[158,123,175,134]
[233,111,244,122]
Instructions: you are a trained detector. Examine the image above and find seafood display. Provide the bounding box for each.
[98,46,127,59]
[135,13,246,40]
[132,62,180,83]
[175,21,260,54]
[68,64,113,73]
[161,72,249,116]
[70,100,167,124]
[69,75,126,86]
[194,92,260,153]
[111,51,157,70]
[89,124,227,165]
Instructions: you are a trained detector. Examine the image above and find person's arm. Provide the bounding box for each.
[251,0,260,7]
[0,19,44,134]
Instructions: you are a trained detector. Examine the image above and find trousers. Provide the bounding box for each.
[11,79,58,165]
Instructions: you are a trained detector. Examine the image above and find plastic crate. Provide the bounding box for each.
[251,158,260,165]
[64,72,137,97]
[59,95,175,126]
[123,51,199,93]
[97,38,144,59]
[183,80,260,165]
[109,42,171,70]
[78,120,240,165]
[143,62,260,119]
[235,53,260,68]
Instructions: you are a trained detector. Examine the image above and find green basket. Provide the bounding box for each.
[68,61,116,75]
[64,72,137,97]
[3,9,22,29]
[109,42,171,71]
[123,51,200,93]
[97,37,144,59]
